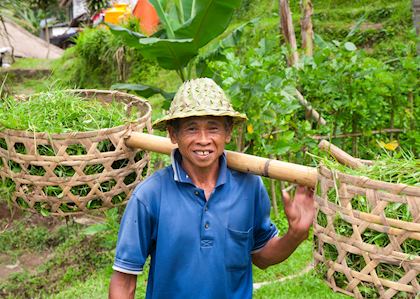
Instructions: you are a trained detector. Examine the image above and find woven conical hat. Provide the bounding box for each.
[153,78,247,130]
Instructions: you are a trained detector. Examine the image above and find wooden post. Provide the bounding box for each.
[125,132,318,187]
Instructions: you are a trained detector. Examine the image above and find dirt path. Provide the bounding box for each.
[0,202,60,282]
[0,252,51,281]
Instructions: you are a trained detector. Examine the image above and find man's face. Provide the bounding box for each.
[168,116,232,172]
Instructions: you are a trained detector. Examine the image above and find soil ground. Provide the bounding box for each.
[0,201,62,282]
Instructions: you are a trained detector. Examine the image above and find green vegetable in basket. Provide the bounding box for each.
[0,90,138,133]
[310,150,419,187]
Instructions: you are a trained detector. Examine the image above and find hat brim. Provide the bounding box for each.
[153,110,247,131]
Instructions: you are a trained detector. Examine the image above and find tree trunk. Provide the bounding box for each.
[300,0,314,56]
[296,90,326,125]
[413,0,420,55]
[45,18,50,59]
[279,0,299,66]
[279,0,326,127]
[0,16,15,63]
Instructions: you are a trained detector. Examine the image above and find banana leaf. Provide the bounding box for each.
[106,23,146,47]
[111,83,175,101]
[137,37,195,70]
[174,0,242,48]
[196,18,258,78]
[108,0,242,72]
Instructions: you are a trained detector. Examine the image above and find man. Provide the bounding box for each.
[109,78,314,299]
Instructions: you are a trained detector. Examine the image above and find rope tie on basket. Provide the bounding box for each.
[263,159,273,177]
[123,124,134,140]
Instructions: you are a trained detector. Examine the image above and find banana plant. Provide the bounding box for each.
[108,0,242,99]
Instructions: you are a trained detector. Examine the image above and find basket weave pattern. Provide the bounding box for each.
[153,78,247,130]
[314,166,420,298]
[0,90,152,216]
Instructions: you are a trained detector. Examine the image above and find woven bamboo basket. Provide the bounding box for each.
[0,89,152,216]
[314,165,420,298]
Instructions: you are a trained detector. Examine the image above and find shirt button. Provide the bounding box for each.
[204,206,208,211]
[204,223,209,229]
[194,191,199,196]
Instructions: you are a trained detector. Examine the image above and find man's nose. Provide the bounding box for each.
[197,130,211,144]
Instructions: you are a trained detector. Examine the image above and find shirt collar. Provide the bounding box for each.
[171,149,227,187]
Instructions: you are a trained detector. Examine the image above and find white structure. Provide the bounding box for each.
[0,17,63,59]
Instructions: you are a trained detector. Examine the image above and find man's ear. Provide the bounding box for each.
[167,126,178,144]
[225,126,233,143]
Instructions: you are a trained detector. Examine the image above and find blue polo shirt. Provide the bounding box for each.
[113,150,278,299]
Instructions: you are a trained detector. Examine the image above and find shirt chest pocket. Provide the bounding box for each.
[225,227,253,271]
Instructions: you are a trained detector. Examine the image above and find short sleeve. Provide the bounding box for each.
[113,191,154,275]
[252,177,278,252]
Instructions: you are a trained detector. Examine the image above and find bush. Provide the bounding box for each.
[52,24,148,89]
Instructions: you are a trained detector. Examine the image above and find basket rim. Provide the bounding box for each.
[0,89,152,139]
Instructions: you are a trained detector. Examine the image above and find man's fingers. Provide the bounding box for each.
[281,189,291,205]
[295,185,306,196]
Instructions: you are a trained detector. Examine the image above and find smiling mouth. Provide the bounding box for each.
[194,150,212,156]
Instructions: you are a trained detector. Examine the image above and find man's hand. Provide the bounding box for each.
[282,185,315,242]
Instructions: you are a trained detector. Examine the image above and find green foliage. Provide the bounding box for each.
[0,0,55,34]
[0,218,80,259]
[253,270,350,298]
[28,0,58,11]
[0,89,137,133]
[0,222,49,252]
[9,57,53,69]
[45,259,151,299]
[253,236,313,283]
[299,37,419,157]
[210,38,316,162]
[83,207,121,249]
[0,177,16,203]
[53,26,143,89]
[86,0,109,15]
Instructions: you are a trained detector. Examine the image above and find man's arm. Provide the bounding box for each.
[252,185,314,269]
[109,271,137,299]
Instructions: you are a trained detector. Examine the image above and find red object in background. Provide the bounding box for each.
[133,0,159,36]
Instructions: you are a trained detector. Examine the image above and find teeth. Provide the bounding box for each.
[195,151,210,156]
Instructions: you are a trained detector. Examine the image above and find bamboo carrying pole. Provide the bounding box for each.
[125,132,318,188]
[318,140,364,169]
